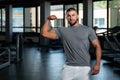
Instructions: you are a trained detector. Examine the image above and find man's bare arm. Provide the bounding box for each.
[41,15,57,39]
[91,38,102,75]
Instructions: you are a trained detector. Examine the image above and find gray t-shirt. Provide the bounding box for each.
[55,25,97,66]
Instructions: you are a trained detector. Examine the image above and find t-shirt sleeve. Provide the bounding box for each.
[88,27,97,41]
[55,27,62,39]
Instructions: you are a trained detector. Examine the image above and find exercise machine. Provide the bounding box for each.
[0,47,10,69]
[11,33,23,63]
[97,26,120,60]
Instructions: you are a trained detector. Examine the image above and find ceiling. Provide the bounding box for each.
[0,0,105,8]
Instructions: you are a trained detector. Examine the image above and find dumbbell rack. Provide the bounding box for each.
[0,47,10,69]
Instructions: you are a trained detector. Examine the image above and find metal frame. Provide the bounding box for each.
[0,47,10,69]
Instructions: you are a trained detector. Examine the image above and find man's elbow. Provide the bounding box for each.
[40,32,47,37]
[40,32,51,39]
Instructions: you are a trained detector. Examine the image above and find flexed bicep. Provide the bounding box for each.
[43,29,58,39]
[41,15,58,39]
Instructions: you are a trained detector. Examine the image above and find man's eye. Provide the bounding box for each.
[72,15,75,16]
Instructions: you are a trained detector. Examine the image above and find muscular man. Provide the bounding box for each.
[41,8,102,80]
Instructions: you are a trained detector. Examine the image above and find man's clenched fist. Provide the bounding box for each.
[47,15,57,20]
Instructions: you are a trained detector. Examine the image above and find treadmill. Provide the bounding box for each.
[97,26,120,62]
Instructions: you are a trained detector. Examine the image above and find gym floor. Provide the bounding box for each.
[0,45,120,80]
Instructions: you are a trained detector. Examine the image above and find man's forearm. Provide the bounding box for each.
[95,46,102,66]
[40,15,57,39]
[41,15,57,37]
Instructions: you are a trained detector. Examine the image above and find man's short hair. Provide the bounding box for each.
[66,8,78,14]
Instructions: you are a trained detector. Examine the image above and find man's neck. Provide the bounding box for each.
[71,22,80,27]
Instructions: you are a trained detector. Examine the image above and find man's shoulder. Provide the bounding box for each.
[56,27,66,32]
[80,24,89,29]
[80,25,93,30]
[57,26,67,30]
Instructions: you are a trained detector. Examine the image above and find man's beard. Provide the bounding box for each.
[69,19,78,26]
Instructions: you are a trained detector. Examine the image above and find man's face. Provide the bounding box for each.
[66,10,79,26]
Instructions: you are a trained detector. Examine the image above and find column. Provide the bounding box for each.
[5,5,13,44]
[40,1,50,51]
[83,0,93,27]
[36,7,38,33]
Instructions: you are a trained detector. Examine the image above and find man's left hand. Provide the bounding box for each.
[91,64,100,75]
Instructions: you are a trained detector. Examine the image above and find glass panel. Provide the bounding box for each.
[37,6,40,33]
[24,8,31,32]
[0,9,1,31]
[24,7,37,32]
[13,7,23,32]
[79,3,83,24]
[95,18,105,28]
[30,7,36,32]
[93,1,107,34]
[50,5,63,29]
[2,8,6,32]
[109,0,120,27]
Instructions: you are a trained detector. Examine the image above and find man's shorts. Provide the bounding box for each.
[61,64,91,80]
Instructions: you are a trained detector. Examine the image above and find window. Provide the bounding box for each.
[0,8,6,32]
[109,0,120,27]
[13,8,23,32]
[24,6,40,33]
[50,5,64,28]
[53,19,63,28]
[93,1,107,33]
[79,3,83,24]
[94,18,105,28]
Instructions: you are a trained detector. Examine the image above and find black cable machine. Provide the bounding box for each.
[0,47,10,69]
